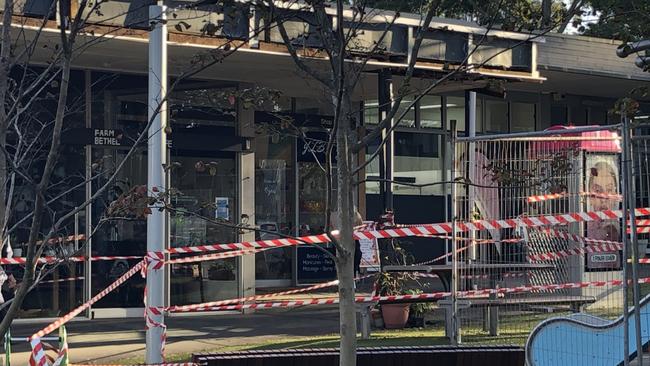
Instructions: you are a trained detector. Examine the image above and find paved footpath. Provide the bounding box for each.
[7,308,340,365]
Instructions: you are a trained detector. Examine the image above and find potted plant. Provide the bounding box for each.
[406,289,435,328]
[375,241,418,329]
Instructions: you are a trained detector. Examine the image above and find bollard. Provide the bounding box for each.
[4,328,10,366]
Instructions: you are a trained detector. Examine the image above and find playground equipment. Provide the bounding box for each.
[526,293,650,366]
[3,326,67,366]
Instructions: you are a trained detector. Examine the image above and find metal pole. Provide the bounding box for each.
[4,327,10,366]
[84,70,92,319]
[146,4,167,364]
[623,116,643,364]
[468,91,477,262]
[450,120,459,345]
[59,326,68,366]
[622,117,631,366]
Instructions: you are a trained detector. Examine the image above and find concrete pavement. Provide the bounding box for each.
[7,308,341,365]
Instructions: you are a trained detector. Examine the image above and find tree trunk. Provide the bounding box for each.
[0,53,72,340]
[335,94,357,366]
[0,0,12,254]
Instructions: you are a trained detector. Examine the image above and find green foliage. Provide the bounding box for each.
[364,0,570,32]
[405,289,435,316]
[582,0,650,41]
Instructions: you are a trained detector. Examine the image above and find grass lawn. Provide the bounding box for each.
[113,321,538,364]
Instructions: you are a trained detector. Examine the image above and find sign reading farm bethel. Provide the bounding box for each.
[93,129,122,146]
[62,128,127,147]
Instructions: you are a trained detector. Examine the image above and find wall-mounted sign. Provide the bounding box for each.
[585,154,622,271]
[62,128,128,146]
[296,246,336,284]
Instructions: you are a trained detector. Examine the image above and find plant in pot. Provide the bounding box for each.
[406,289,435,328]
[376,242,418,329]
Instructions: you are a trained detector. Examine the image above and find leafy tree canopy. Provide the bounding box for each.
[580,0,650,41]
[364,0,573,32]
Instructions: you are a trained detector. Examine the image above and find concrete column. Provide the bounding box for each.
[378,69,393,211]
[146,4,167,364]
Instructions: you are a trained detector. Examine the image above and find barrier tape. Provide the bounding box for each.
[0,255,142,265]
[167,273,377,312]
[527,243,623,262]
[386,271,524,281]
[69,363,198,366]
[540,228,623,247]
[152,207,650,258]
[527,192,623,203]
[165,248,264,264]
[29,338,47,366]
[39,276,85,284]
[169,276,650,313]
[30,260,145,340]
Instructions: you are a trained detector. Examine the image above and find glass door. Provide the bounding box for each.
[90,147,147,316]
[169,156,239,305]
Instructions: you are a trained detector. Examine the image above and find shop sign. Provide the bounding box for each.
[297,246,336,284]
[62,128,127,146]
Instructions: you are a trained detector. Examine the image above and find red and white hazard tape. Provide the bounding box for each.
[170,277,650,313]
[0,255,142,265]
[165,247,264,264]
[167,273,375,312]
[29,338,48,366]
[353,207,650,241]
[540,228,623,247]
[527,243,623,262]
[154,207,650,258]
[30,260,145,340]
[527,192,623,203]
[39,276,85,285]
[70,363,198,366]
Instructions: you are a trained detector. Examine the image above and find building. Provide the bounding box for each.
[2,0,649,319]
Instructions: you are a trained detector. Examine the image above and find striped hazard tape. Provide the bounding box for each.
[70,363,198,366]
[154,207,650,257]
[527,243,623,262]
[169,276,649,313]
[0,255,142,265]
[30,260,145,340]
[540,228,623,247]
[527,192,623,203]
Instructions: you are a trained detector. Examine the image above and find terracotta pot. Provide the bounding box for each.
[381,303,410,329]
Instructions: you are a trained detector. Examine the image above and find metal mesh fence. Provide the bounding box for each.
[451,127,625,348]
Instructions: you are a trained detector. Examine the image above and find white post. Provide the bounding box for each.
[468,91,477,261]
[146,4,167,364]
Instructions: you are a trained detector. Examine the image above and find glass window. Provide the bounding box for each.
[364,99,379,125]
[396,98,416,127]
[254,133,295,281]
[551,104,568,125]
[420,95,442,129]
[169,156,239,306]
[484,99,508,133]
[393,132,444,196]
[511,102,536,132]
[446,96,466,132]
